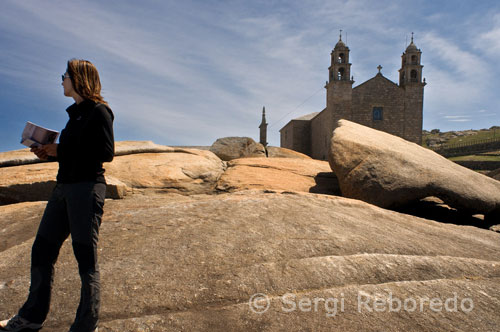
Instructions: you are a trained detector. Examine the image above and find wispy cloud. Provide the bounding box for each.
[0,0,498,152]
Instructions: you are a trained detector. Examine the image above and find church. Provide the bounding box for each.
[279,33,426,160]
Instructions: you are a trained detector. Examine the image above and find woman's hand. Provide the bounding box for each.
[41,143,58,157]
[30,144,58,160]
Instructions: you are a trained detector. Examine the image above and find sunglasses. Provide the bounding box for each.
[61,73,70,82]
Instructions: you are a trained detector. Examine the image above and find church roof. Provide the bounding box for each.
[353,73,400,91]
[406,41,418,52]
[335,39,346,49]
[293,112,320,121]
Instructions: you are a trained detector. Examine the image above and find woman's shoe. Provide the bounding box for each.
[0,315,42,331]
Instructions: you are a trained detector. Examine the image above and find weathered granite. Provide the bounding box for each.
[209,137,266,161]
[329,120,500,223]
[216,157,339,195]
[0,146,225,204]
[1,190,499,331]
[266,146,311,159]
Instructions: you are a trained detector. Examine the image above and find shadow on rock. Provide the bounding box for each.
[394,197,498,231]
[310,172,341,196]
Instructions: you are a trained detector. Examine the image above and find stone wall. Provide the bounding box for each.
[403,84,424,144]
[352,75,406,139]
[280,120,311,156]
[310,109,330,160]
[281,74,423,160]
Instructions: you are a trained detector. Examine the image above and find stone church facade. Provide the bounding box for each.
[280,34,426,160]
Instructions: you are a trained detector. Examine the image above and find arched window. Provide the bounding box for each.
[373,107,383,121]
[338,53,345,63]
[338,67,345,80]
[411,55,417,64]
[410,70,418,82]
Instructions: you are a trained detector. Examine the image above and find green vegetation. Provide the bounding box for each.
[422,126,500,148]
[422,127,500,167]
[449,154,500,162]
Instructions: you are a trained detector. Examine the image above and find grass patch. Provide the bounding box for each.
[449,155,500,161]
[446,130,500,145]
[423,127,500,148]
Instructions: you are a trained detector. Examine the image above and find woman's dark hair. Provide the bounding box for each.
[66,59,108,106]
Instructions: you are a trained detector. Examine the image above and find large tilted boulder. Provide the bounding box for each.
[209,137,266,161]
[329,120,500,222]
[216,157,339,195]
[1,190,499,331]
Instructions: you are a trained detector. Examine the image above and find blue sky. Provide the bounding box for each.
[1,0,499,152]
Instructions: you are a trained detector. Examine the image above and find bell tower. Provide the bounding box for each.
[328,30,352,83]
[399,33,425,144]
[325,31,354,124]
[315,30,354,159]
[399,32,424,86]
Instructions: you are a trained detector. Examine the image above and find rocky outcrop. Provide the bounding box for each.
[0,141,175,168]
[266,146,311,159]
[0,148,39,167]
[114,140,174,155]
[0,162,58,204]
[216,157,339,195]
[209,137,266,161]
[329,120,500,222]
[105,149,225,195]
[1,190,499,331]
[0,146,226,204]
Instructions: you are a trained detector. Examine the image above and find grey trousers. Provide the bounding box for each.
[19,182,106,332]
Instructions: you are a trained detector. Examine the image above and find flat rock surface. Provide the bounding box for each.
[1,190,499,331]
[0,141,174,168]
[329,120,500,221]
[266,146,311,159]
[216,157,339,195]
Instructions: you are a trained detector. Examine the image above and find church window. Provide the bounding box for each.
[338,67,345,80]
[411,55,417,64]
[338,53,345,63]
[410,70,418,82]
[373,107,383,121]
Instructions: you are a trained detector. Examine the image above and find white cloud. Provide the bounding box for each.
[1,0,498,150]
[476,13,500,58]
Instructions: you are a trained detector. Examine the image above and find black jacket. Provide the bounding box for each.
[55,100,114,183]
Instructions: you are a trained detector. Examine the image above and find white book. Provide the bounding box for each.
[21,121,59,148]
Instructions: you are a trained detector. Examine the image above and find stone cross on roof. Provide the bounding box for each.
[377,65,382,74]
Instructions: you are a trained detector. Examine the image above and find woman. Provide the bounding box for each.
[1,59,114,332]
